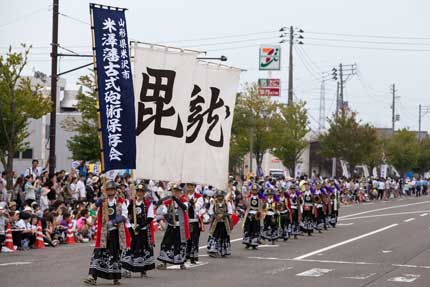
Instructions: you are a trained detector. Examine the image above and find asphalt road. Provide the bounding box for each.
[1,196,430,287]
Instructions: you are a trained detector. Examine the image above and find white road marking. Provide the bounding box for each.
[340,210,430,221]
[167,261,208,270]
[296,268,333,277]
[344,273,376,280]
[199,237,242,250]
[382,250,392,253]
[264,266,293,275]
[388,274,420,283]
[258,245,279,248]
[293,223,399,260]
[404,218,415,222]
[392,264,430,269]
[248,257,376,266]
[339,201,430,219]
[420,213,428,217]
[0,261,32,267]
[338,223,354,226]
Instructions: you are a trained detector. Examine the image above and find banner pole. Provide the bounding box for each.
[90,5,108,224]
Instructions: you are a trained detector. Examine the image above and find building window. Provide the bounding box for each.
[13,151,20,159]
[22,149,33,159]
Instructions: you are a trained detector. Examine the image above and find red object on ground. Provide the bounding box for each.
[35,220,45,249]
[3,223,16,252]
[65,220,76,245]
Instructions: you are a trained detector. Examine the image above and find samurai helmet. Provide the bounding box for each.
[105,180,117,190]
[215,189,225,198]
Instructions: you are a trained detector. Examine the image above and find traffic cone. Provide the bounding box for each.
[35,220,45,249]
[65,220,76,245]
[3,223,16,252]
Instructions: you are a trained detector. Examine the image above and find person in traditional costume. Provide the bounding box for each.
[185,183,204,264]
[121,184,155,277]
[156,184,190,270]
[312,183,325,233]
[207,190,233,257]
[242,183,264,249]
[288,184,301,239]
[327,182,340,228]
[261,189,279,244]
[302,181,314,236]
[277,186,292,241]
[84,180,129,286]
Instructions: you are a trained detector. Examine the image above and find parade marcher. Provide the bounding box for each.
[261,189,279,244]
[121,184,155,277]
[289,184,301,239]
[242,183,263,249]
[313,183,325,233]
[207,190,233,257]
[156,184,190,270]
[302,181,314,236]
[185,183,204,264]
[277,187,292,241]
[84,180,129,286]
[327,182,340,228]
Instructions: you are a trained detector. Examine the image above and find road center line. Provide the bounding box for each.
[339,201,430,219]
[0,261,32,267]
[249,257,377,266]
[293,223,399,260]
[339,210,430,221]
[199,237,242,250]
[404,218,415,222]
[420,213,428,217]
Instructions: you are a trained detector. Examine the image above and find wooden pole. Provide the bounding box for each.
[89,6,108,225]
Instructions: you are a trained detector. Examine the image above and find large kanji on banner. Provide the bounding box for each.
[132,44,241,189]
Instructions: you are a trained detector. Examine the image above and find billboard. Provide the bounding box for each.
[258,78,280,97]
[259,45,281,70]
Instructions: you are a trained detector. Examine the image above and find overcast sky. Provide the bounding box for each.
[1,0,429,133]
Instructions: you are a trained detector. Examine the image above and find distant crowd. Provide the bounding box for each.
[0,159,428,252]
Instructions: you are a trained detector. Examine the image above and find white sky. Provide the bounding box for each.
[1,0,429,133]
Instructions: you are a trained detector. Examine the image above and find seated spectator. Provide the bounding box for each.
[0,206,9,249]
[76,209,93,242]
[15,212,35,250]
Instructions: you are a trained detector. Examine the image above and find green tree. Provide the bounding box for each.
[62,75,100,162]
[0,45,51,189]
[385,129,420,176]
[319,108,382,175]
[229,83,279,174]
[272,101,309,177]
[416,138,430,175]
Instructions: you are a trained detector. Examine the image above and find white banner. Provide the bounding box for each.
[132,45,240,189]
[294,163,303,179]
[340,160,350,178]
[380,164,388,178]
[363,165,370,178]
[133,45,199,183]
[181,63,240,188]
[372,166,378,178]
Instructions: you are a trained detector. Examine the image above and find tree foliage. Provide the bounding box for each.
[319,108,382,174]
[0,45,51,189]
[62,75,100,162]
[385,129,420,176]
[271,101,309,176]
[229,83,280,174]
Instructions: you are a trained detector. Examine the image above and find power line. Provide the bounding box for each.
[305,42,430,52]
[0,6,49,29]
[306,36,430,46]
[306,30,430,41]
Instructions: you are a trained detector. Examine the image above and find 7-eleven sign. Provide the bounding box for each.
[259,45,281,70]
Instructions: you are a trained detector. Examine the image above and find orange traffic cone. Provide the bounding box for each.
[34,220,45,249]
[3,223,16,252]
[65,220,76,245]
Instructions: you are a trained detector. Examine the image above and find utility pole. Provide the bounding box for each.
[318,79,326,132]
[339,63,344,110]
[49,0,59,175]
[332,63,356,112]
[419,104,430,141]
[390,84,400,135]
[288,25,294,105]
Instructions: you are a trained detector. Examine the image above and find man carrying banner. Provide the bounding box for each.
[156,184,190,270]
[121,184,155,277]
[185,183,204,264]
[84,180,128,286]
